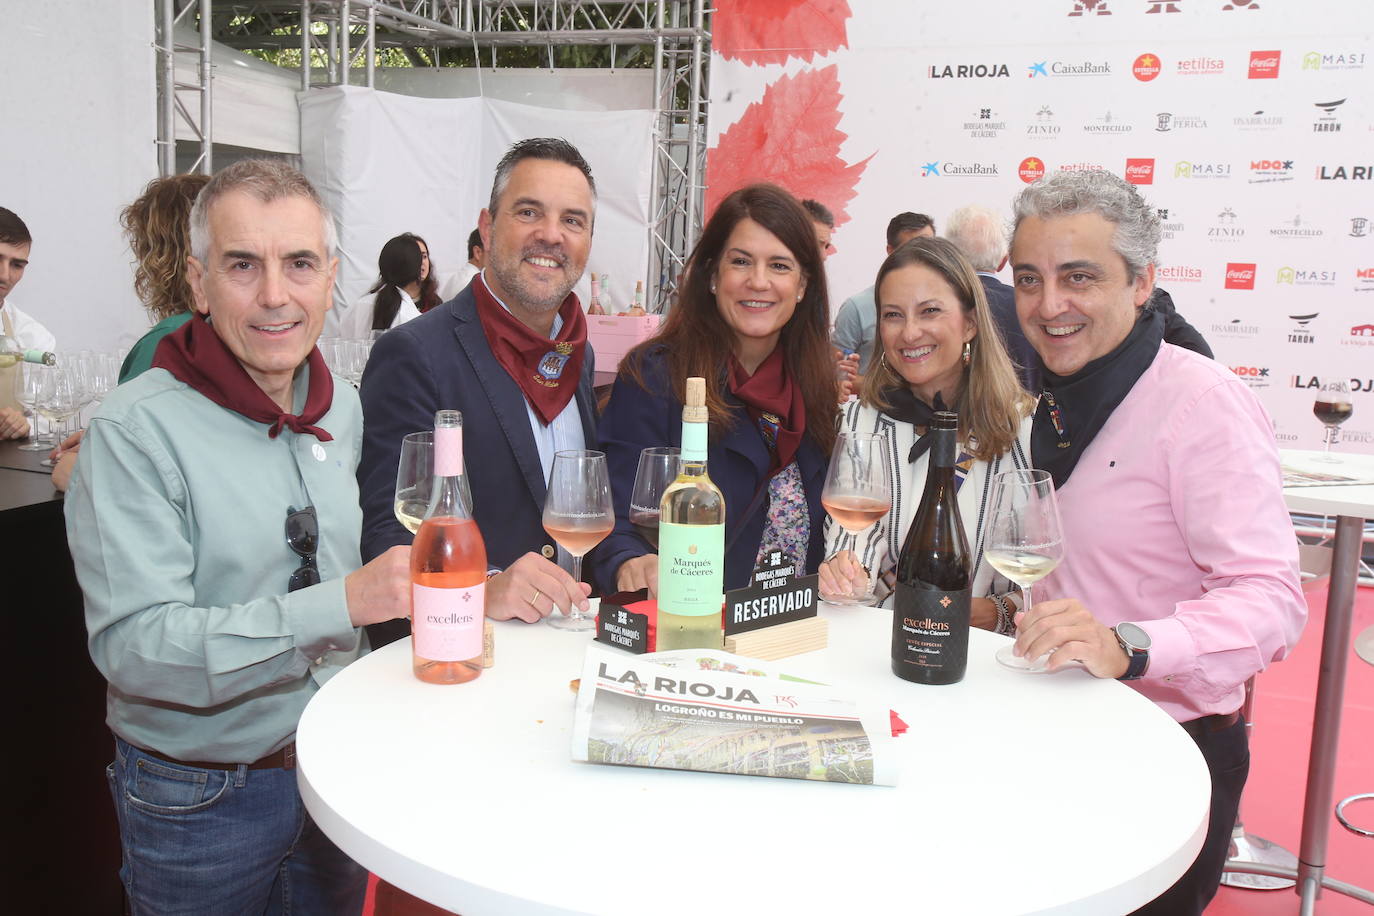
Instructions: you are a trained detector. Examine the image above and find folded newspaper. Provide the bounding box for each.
[571,646,900,785]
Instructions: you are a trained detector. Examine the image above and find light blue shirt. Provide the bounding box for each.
[831,285,877,374]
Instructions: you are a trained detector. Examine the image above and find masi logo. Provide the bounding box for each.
[1027,105,1062,138]
[964,108,1006,139]
[1269,214,1324,240]
[1211,208,1246,242]
[1313,99,1346,133]
[1234,110,1283,131]
[1175,160,1231,179]
[1125,158,1155,184]
[1248,50,1281,79]
[1277,267,1337,287]
[1158,265,1203,283]
[1084,111,1132,134]
[928,63,1010,79]
[1303,51,1367,72]
[1177,55,1225,76]
[1288,313,1318,345]
[1224,262,1256,289]
[1132,53,1162,81]
[1018,157,1047,183]
[1249,158,1295,184]
[1212,318,1261,338]
[1316,164,1373,181]
[1155,112,1207,132]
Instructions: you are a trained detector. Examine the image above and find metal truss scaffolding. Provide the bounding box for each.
[178,0,710,311]
[156,0,215,176]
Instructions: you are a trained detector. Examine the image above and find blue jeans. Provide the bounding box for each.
[107,736,366,916]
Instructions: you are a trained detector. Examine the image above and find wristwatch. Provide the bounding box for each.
[1114,622,1152,681]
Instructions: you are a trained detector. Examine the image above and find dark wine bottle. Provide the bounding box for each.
[891,411,971,685]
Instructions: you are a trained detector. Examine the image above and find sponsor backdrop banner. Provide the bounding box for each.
[706,0,1373,451]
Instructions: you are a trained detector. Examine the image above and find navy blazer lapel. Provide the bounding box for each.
[451,298,547,507]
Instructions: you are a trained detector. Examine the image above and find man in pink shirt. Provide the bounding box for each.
[1006,169,1306,915]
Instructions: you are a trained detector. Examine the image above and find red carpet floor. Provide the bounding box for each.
[1208,581,1374,915]
[363,583,1374,916]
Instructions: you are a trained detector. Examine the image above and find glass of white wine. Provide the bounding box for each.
[394,431,434,534]
[544,450,614,632]
[985,468,1065,673]
[819,430,892,605]
[13,362,47,451]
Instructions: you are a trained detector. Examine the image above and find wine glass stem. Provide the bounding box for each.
[1324,425,1335,452]
[569,555,586,621]
[1021,583,1034,622]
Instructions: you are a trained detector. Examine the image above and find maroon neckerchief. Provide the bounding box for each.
[471,275,587,426]
[727,347,805,477]
[151,314,335,441]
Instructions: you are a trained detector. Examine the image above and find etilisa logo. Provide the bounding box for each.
[1248,51,1281,79]
[1234,110,1283,131]
[1212,318,1261,339]
[1353,217,1371,238]
[1269,214,1324,240]
[1158,265,1203,284]
[1084,111,1132,134]
[1249,158,1295,184]
[1230,365,1271,390]
[964,107,1006,139]
[1224,262,1256,289]
[1303,51,1367,72]
[1178,55,1225,76]
[928,62,1010,79]
[1317,164,1373,181]
[1027,105,1062,138]
[1313,99,1346,133]
[1277,267,1338,288]
[1210,208,1246,242]
[1155,112,1208,132]
[1157,207,1185,240]
[1287,313,1318,345]
[1018,157,1047,183]
[1125,158,1155,184]
[1175,160,1232,179]
[1133,53,1162,81]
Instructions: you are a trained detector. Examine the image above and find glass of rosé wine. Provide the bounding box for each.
[543,450,615,631]
[820,430,892,606]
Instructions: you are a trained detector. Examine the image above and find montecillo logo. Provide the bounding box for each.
[1270,215,1324,240]
[1084,111,1132,134]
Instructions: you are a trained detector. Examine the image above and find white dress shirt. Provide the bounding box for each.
[338,287,420,339]
[1,301,57,353]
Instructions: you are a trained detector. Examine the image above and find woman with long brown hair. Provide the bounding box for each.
[818,236,1036,634]
[592,183,838,595]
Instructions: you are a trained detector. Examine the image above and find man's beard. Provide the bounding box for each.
[488,243,581,313]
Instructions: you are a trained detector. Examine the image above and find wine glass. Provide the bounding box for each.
[819,430,893,605]
[629,447,680,549]
[395,431,434,535]
[985,468,1065,673]
[544,449,614,632]
[1313,378,1353,463]
[36,365,79,467]
[13,362,47,451]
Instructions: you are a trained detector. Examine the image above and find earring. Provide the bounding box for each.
[796,293,803,302]
[962,341,972,365]
[709,281,717,294]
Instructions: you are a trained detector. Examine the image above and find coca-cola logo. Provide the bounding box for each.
[1225,263,1257,289]
[1249,50,1281,79]
[1133,53,1162,82]
[1018,156,1046,183]
[1124,158,1155,184]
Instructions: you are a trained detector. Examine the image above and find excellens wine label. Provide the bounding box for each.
[891,583,970,673]
[412,582,484,660]
[657,520,724,616]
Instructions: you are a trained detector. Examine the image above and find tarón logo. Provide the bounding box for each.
[1313,98,1346,133]
[1288,313,1318,345]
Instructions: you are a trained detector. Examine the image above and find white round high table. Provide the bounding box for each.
[297,605,1209,916]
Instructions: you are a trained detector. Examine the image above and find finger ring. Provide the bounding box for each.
[531,588,542,606]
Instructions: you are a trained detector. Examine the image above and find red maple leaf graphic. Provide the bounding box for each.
[706,66,872,228]
[713,0,852,65]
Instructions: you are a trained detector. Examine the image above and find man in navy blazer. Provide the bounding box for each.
[944,205,1040,392]
[357,138,598,645]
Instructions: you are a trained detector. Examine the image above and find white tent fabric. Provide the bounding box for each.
[299,86,655,337]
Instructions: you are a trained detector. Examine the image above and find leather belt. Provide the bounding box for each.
[1179,711,1240,741]
[135,741,297,771]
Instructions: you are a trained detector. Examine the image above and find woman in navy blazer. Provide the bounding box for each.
[593,184,838,596]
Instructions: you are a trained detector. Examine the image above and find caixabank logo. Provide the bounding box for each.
[1248,51,1281,79]
[1133,53,1162,81]
[1125,158,1155,184]
[921,161,1000,177]
[1028,59,1112,78]
[1249,158,1295,184]
[928,62,1011,79]
[1225,262,1256,289]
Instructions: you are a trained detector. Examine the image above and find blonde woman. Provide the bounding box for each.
[818,236,1034,634]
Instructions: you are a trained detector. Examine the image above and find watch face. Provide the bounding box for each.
[1117,622,1151,651]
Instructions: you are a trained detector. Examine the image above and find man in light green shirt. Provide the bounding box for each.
[66,160,410,915]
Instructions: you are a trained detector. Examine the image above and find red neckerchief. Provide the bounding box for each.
[151,314,335,441]
[472,275,587,426]
[727,347,805,477]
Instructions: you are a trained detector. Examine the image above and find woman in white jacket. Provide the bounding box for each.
[340,232,439,338]
[819,237,1034,634]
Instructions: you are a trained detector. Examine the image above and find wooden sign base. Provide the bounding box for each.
[723,616,828,661]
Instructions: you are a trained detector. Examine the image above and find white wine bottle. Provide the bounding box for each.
[892,410,971,685]
[0,333,56,368]
[656,377,725,650]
